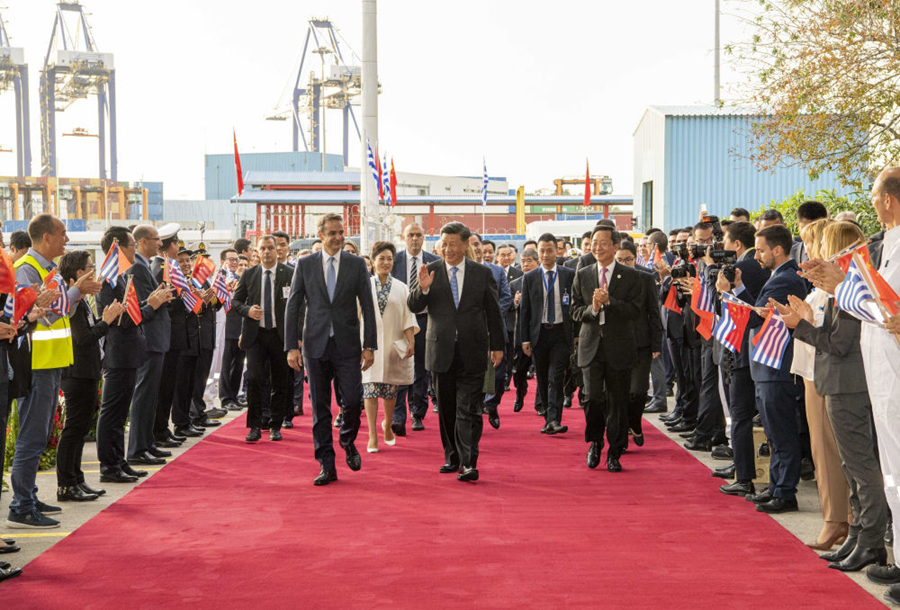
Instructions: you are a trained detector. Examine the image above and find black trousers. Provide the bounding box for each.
[246,328,290,431]
[155,349,180,439]
[0,346,9,493]
[433,343,486,469]
[97,368,138,471]
[394,313,430,423]
[627,347,653,436]
[218,338,245,405]
[532,325,570,425]
[729,366,756,482]
[582,350,629,459]
[694,343,725,441]
[504,329,515,388]
[172,353,198,430]
[58,377,100,487]
[191,347,214,424]
[284,368,305,423]
[305,337,363,470]
[680,343,701,423]
[667,336,686,411]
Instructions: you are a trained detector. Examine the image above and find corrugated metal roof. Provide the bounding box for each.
[649,104,763,118]
[244,171,361,186]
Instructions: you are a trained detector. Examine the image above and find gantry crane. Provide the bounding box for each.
[40,1,116,180]
[0,11,32,177]
[267,18,374,166]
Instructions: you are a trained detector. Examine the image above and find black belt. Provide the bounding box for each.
[541,323,563,329]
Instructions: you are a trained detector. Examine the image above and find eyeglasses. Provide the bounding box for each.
[615,257,635,264]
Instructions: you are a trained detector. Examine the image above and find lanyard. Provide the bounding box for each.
[543,268,556,302]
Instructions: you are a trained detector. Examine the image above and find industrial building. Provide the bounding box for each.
[632,105,854,231]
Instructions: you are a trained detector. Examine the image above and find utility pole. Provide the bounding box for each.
[714,0,720,104]
[360,0,380,251]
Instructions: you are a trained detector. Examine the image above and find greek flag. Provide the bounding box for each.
[835,257,880,323]
[751,310,791,370]
[366,138,380,198]
[382,152,391,205]
[635,254,647,267]
[481,158,488,207]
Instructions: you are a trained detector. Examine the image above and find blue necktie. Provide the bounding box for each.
[450,266,459,308]
[546,270,556,324]
[327,256,336,301]
[263,269,273,329]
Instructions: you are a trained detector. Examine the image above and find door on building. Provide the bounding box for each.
[641,181,653,229]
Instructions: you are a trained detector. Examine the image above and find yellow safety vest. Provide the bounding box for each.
[14,254,74,370]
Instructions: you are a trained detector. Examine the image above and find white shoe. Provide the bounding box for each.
[382,420,396,446]
[367,446,379,453]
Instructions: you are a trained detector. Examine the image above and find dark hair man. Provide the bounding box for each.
[509,248,540,413]
[9,230,32,262]
[730,207,751,222]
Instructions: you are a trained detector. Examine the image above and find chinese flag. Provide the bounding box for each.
[0,248,16,294]
[125,279,142,325]
[727,302,751,353]
[389,158,398,208]
[191,256,217,286]
[663,285,682,315]
[13,286,37,325]
[233,129,244,196]
[583,159,591,209]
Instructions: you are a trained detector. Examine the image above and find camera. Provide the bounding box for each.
[701,215,725,240]
[670,260,697,280]
[705,250,738,284]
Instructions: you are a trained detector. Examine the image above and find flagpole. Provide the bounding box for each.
[851,251,900,347]
[118,275,131,325]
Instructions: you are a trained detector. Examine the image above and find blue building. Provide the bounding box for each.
[204,151,344,200]
[632,105,854,231]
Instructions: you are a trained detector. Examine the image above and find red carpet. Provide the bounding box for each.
[3,388,884,609]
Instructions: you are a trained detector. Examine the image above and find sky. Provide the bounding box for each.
[0,0,748,199]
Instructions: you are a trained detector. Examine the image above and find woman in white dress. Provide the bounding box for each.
[362,241,418,452]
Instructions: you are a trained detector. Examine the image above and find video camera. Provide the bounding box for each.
[670,244,697,280]
[706,250,738,284]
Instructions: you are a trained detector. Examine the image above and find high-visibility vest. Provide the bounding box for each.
[14,254,74,370]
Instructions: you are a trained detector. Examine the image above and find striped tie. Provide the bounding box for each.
[410,256,419,292]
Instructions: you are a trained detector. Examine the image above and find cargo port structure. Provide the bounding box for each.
[0,12,32,177]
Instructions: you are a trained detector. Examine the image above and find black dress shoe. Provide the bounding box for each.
[887,521,894,547]
[313,468,338,486]
[586,442,601,469]
[668,421,696,433]
[120,463,148,478]
[821,536,859,562]
[0,566,22,583]
[720,480,754,496]
[155,438,180,448]
[607,457,622,473]
[457,467,479,482]
[99,469,138,483]
[745,488,773,504]
[439,463,459,474]
[128,452,165,466]
[488,411,500,429]
[174,426,201,438]
[540,423,550,434]
[411,417,424,431]
[168,430,187,442]
[246,428,261,442]
[260,419,271,431]
[679,431,697,439]
[663,416,684,428]
[536,409,547,417]
[391,421,406,437]
[630,429,644,447]
[333,413,344,428]
[756,497,799,513]
[684,437,712,452]
[660,412,681,422]
[800,457,816,481]
[545,422,568,435]
[77,482,106,496]
[148,447,172,458]
[867,563,900,585]
[643,404,666,413]
[886,584,900,606]
[345,444,362,471]
[195,418,221,428]
[563,396,572,408]
[57,486,99,502]
[712,464,736,479]
[829,546,887,572]
[513,400,524,413]
[270,429,283,441]
[711,434,728,447]
[711,446,733,460]
[0,544,19,555]
[282,420,294,429]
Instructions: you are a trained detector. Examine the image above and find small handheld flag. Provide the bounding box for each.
[124,277,143,325]
[43,271,70,316]
[99,240,132,287]
[5,285,38,325]
[190,256,217,288]
[835,257,881,323]
[714,292,752,352]
[212,268,232,312]
[690,273,716,340]
[0,247,15,295]
[751,308,791,369]
[663,285,682,315]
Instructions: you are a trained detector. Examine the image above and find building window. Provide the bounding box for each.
[641,181,653,229]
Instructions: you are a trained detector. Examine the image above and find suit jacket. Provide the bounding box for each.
[97,270,147,369]
[792,298,867,396]
[407,258,505,374]
[284,251,377,359]
[502,265,524,332]
[730,249,771,368]
[570,261,642,369]
[64,300,109,380]
[391,249,440,287]
[634,266,663,352]
[509,275,524,346]
[870,231,886,270]
[132,255,169,353]
[233,263,293,350]
[748,258,808,382]
[196,280,223,351]
[519,265,575,349]
[572,252,596,272]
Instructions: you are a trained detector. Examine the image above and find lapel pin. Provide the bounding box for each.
[616,274,621,279]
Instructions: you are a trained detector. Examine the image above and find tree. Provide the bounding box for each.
[726,0,900,186]
[750,187,882,236]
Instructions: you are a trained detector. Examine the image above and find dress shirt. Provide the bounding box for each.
[540,264,562,325]
[15,247,81,324]
[591,260,617,324]
[322,249,341,284]
[422,259,465,296]
[259,262,278,328]
[407,252,423,285]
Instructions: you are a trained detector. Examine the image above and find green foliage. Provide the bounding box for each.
[749,187,882,236]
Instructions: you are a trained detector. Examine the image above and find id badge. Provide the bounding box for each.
[282,286,291,299]
[562,291,570,306]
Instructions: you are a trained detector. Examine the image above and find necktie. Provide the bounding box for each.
[599,266,608,290]
[450,266,460,308]
[410,256,419,292]
[327,256,336,301]
[546,270,556,324]
[264,269,273,329]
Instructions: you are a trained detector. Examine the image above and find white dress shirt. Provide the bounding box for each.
[407,252,423,285]
[445,260,465,298]
[540,264,562,324]
[322,249,341,283]
[259,263,278,328]
[592,260,617,324]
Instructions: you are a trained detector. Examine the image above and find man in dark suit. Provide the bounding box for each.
[233,236,294,443]
[217,247,246,412]
[497,243,523,392]
[738,225,808,512]
[509,248,542,413]
[408,222,505,482]
[126,225,175,466]
[188,250,223,429]
[520,233,575,435]
[570,225,642,472]
[391,223,440,435]
[613,241,662,447]
[564,232,593,270]
[285,214,377,486]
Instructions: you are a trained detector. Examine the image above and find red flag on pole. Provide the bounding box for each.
[191,256,217,286]
[583,159,591,209]
[12,286,37,325]
[0,247,16,295]
[663,285,682,314]
[389,158,398,208]
[726,301,751,353]
[233,129,244,196]
[124,278,142,325]
[857,246,900,315]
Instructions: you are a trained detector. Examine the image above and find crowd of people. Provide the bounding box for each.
[1,167,899,604]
